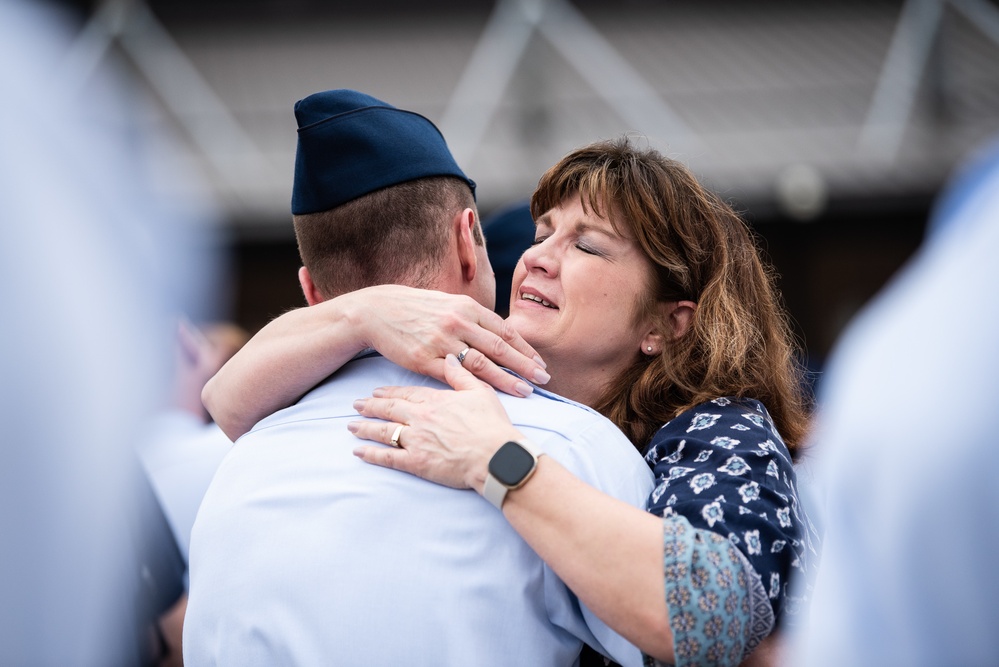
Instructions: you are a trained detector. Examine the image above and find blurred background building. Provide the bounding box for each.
[57,0,999,370]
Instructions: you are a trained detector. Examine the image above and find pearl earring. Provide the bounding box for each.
[647,346,653,353]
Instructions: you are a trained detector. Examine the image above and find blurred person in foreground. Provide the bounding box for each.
[0,0,217,664]
[792,138,999,666]
[183,89,653,667]
[204,134,817,664]
[137,319,250,663]
[139,318,250,565]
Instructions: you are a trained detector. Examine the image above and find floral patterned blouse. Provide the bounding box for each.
[642,397,817,666]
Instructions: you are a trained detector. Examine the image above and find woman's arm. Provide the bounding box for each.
[505,458,675,661]
[203,285,549,441]
[349,355,674,661]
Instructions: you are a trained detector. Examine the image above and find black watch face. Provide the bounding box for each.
[488,441,536,486]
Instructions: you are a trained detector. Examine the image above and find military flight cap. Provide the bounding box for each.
[291,89,475,215]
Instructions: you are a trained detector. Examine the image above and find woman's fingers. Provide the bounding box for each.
[449,350,535,397]
[349,374,522,493]
[354,391,453,428]
[456,317,550,389]
[359,285,548,395]
[347,418,403,446]
[369,385,428,401]
[444,353,499,392]
[352,444,417,475]
[471,309,545,367]
[353,396,410,425]
[352,444,402,467]
[352,443,469,490]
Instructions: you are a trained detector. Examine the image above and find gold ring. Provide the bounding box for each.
[390,424,405,447]
[456,347,471,364]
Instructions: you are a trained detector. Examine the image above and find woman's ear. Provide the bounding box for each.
[642,300,696,355]
[641,331,664,356]
[667,300,697,340]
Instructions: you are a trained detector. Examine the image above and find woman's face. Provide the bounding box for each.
[506,196,658,404]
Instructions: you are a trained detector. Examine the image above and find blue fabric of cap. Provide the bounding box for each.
[291,89,475,215]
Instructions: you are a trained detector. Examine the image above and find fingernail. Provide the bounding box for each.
[347,421,360,433]
[372,387,386,397]
[532,368,551,385]
[514,381,534,398]
[352,399,366,412]
[445,354,461,367]
[533,355,547,369]
[352,447,365,457]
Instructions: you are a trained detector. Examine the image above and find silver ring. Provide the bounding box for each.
[390,424,405,447]
[456,347,471,365]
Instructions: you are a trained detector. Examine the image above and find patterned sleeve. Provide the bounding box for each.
[643,398,817,628]
[644,515,773,667]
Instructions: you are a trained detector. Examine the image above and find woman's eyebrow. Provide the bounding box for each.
[534,213,624,241]
[574,221,624,241]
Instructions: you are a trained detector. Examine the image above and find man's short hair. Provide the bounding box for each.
[289,89,482,300]
[293,176,477,299]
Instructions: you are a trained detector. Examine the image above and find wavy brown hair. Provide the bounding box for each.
[531,138,811,456]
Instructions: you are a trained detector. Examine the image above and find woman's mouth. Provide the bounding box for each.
[521,292,557,309]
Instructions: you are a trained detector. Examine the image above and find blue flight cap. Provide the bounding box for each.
[291,89,475,215]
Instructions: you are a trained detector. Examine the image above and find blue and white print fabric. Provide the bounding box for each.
[643,398,816,625]
[644,515,774,667]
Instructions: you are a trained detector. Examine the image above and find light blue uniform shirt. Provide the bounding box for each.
[185,355,653,666]
[137,412,232,565]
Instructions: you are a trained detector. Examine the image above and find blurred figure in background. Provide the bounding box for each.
[0,1,221,664]
[792,137,999,665]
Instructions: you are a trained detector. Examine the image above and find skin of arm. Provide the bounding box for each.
[503,459,674,662]
[203,285,549,441]
[203,300,366,441]
[350,355,674,662]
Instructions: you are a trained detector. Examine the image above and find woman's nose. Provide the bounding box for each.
[521,238,558,276]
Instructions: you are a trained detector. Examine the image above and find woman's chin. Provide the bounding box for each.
[508,318,548,352]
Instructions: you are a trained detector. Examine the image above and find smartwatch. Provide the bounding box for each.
[483,439,545,510]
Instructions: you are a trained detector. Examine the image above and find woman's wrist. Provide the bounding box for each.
[471,429,529,495]
[481,438,547,509]
[468,454,491,495]
[331,290,374,355]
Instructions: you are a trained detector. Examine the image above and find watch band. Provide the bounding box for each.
[483,439,545,510]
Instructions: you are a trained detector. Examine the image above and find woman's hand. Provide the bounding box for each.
[349,354,524,492]
[204,285,548,441]
[347,285,549,397]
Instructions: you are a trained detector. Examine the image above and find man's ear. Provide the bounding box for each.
[298,266,324,306]
[454,207,480,283]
